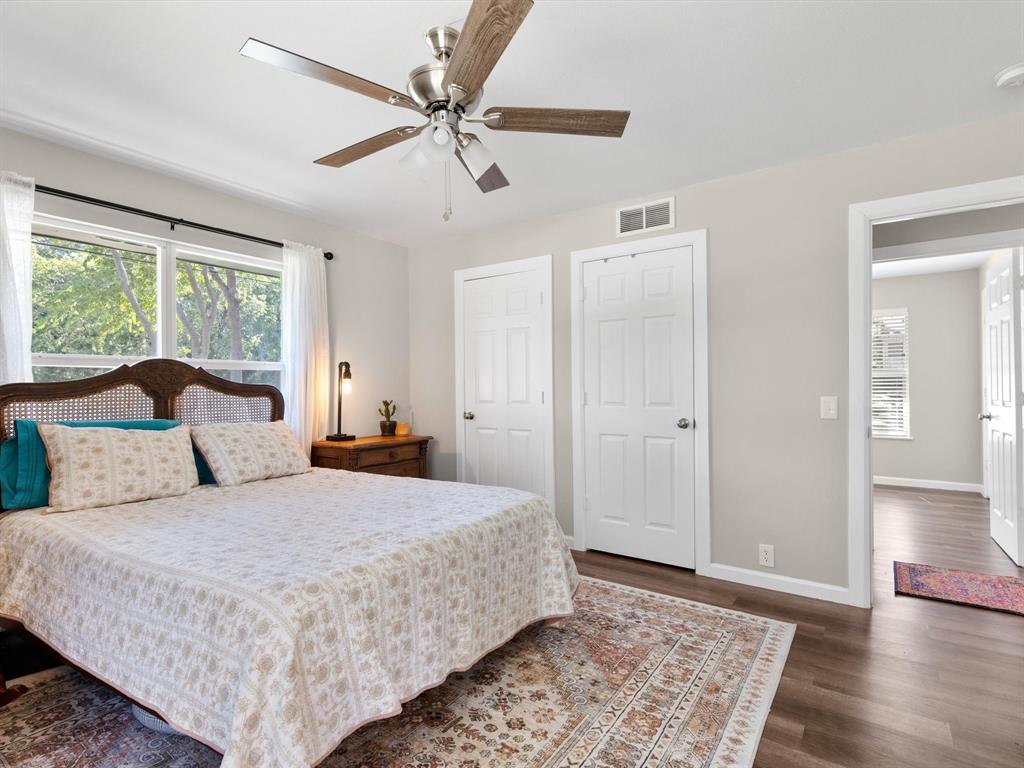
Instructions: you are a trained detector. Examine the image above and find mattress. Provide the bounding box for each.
[0,468,578,767]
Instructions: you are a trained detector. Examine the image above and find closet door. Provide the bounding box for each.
[456,258,554,507]
[581,246,696,568]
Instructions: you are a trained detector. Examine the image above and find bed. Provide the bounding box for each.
[0,360,578,768]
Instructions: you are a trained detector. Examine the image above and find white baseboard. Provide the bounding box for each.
[565,534,577,550]
[700,563,857,606]
[873,476,984,494]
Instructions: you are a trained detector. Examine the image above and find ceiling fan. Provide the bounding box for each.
[240,0,630,212]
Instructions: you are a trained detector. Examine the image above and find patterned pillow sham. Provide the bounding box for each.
[37,424,199,513]
[190,420,311,487]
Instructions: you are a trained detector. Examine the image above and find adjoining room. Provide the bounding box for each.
[871,204,1024,611]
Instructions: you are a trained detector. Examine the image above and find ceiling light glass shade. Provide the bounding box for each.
[455,134,496,181]
[399,144,435,182]
[418,124,455,161]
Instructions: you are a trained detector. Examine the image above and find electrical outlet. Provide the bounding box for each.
[758,544,775,568]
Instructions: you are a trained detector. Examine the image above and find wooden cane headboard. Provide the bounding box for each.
[0,359,285,441]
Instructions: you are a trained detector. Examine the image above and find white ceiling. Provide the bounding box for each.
[872,250,998,279]
[1,1,1021,246]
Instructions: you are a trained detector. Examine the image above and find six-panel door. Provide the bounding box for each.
[582,246,696,567]
[461,269,550,500]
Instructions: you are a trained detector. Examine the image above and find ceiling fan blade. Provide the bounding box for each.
[314,125,425,168]
[482,107,630,137]
[441,0,533,99]
[240,38,421,113]
[455,149,510,193]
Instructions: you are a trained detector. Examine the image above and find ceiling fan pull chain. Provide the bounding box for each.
[442,159,453,222]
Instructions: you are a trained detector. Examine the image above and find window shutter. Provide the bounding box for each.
[871,309,910,438]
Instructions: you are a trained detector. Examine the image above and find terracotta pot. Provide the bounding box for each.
[380,420,397,436]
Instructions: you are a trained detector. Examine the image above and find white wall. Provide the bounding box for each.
[871,269,982,487]
[0,127,410,438]
[408,112,1024,589]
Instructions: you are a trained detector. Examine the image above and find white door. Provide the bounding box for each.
[581,246,695,567]
[458,261,552,503]
[982,250,1021,565]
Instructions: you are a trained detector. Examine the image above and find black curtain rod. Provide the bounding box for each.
[35,185,334,260]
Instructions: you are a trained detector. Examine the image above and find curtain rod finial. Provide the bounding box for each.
[324,251,334,261]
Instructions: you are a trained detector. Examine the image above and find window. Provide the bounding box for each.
[31,217,282,387]
[871,308,910,438]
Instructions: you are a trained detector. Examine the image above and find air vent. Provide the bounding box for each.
[618,207,644,235]
[615,197,675,237]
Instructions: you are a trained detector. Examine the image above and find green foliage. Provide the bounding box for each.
[378,399,397,421]
[32,236,157,356]
[175,259,280,363]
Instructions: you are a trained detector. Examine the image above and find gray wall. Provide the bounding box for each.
[874,203,1024,247]
[408,112,1023,588]
[0,127,410,438]
[872,270,982,485]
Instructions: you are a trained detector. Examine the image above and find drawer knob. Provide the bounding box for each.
[389,449,397,460]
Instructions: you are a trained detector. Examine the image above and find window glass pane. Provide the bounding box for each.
[206,368,282,389]
[176,258,281,363]
[32,233,157,356]
[31,366,111,383]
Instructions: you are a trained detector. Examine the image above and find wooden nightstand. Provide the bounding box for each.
[311,435,432,478]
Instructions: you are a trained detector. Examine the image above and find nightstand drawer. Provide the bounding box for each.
[363,459,421,477]
[355,444,421,468]
[311,435,432,479]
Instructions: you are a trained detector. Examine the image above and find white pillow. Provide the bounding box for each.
[38,424,199,512]
[191,420,310,487]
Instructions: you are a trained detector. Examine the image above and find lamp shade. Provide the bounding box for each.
[399,144,435,183]
[418,123,455,162]
[455,133,497,181]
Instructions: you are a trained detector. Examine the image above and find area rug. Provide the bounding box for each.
[0,577,794,768]
[893,561,1024,616]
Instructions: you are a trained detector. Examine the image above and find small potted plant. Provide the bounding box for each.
[378,400,398,436]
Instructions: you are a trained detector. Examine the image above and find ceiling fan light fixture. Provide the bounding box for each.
[418,112,457,161]
[399,143,434,182]
[454,133,495,181]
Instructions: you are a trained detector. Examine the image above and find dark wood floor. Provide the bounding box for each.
[573,486,1024,768]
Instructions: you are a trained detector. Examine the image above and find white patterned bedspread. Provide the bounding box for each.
[0,469,578,768]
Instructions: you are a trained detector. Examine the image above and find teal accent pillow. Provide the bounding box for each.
[0,419,182,511]
[193,446,216,486]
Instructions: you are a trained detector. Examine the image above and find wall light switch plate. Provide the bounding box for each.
[820,395,839,420]
[758,543,775,568]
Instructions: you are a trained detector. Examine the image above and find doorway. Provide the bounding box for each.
[848,176,1024,607]
[453,255,555,509]
[570,230,710,569]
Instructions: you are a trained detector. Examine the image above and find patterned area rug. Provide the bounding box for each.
[0,577,793,768]
[893,561,1024,615]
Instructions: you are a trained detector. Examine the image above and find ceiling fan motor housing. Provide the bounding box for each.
[406,26,483,115]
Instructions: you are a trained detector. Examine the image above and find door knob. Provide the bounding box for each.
[978,413,993,421]
[464,411,476,420]
[677,417,691,429]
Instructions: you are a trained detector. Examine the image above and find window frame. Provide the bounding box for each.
[30,213,284,382]
[870,306,911,440]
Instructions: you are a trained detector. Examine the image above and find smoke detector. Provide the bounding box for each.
[995,63,1024,89]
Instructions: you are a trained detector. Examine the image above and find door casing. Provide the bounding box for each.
[570,230,710,574]
[453,255,555,511]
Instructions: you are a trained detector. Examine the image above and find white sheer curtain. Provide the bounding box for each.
[281,240,330,453]
[0,171,35,384]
